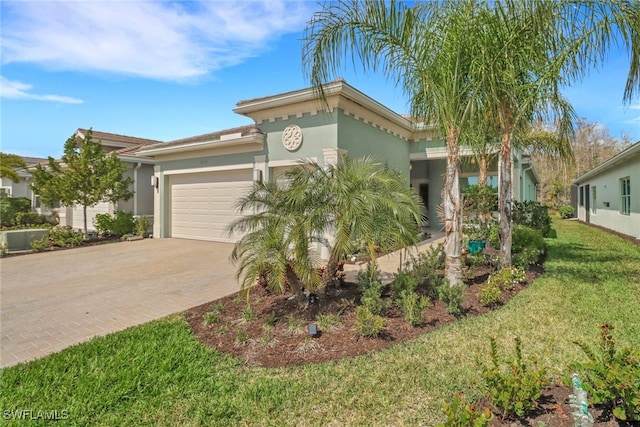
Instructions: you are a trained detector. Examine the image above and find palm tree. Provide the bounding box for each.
[0,153,27,184]
[304,0,486,285]
[229,155,424,300]
[472,0,639,266]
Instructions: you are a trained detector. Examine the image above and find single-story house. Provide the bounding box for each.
[572,141,639,239]
[26,129,160,231]
[137,79,538,245]
[0,157,47,204]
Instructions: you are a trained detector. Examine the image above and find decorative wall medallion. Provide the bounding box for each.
[282,125,303,151]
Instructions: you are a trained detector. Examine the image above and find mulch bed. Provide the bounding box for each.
[186,254,630,425]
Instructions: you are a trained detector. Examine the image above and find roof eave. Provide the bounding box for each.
[138,134,265,157]
[573,142,640,184]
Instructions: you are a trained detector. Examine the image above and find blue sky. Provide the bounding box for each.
[1,1,639,159]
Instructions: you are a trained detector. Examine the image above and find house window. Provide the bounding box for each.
[621,177,631,215]
[0,187,11,197]
[579,186,584,206]
[591,186,597,215]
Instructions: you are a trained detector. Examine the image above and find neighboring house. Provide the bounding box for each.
[137,80,538,244]
[0,157,47,205]
[573,141,640,239]
[33,129,160,232]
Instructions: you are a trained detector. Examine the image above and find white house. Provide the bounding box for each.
[573,141,640,239]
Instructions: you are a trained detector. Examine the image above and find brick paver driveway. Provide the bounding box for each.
[0,238,239,368]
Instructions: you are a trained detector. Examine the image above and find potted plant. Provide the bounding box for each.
[463,223,488,254]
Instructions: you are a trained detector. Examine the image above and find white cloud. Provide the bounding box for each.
[0,1,314,81]
[0,76,83,103]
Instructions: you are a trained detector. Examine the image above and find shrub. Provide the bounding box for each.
[0,196,31,227]
[49,226,84,247]
[438,393,493,427]
[361,279,389,316]
[570,324,640,422]
[135,215,151,237]
[410,243,445,299]
[479,282,502,308]
[488,267,526,291]
[358,263,389,316]
[491,225,546,267]
[438,281,466,316]
[559,205,575,219]
[397,289,429,326]
[512,201,551,237]
[354,306,384,337]
[15,212,49,227]
[392,269,419,296]
[94,211,136,236]
[479,337,550,419]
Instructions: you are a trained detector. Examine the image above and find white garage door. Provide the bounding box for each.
[72,202,111,231]
[170,169,252,242]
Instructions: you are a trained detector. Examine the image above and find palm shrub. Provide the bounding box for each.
[570,324,640,422]
[230,155,424,303]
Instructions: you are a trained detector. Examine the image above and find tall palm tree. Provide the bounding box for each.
[0,153,27,184]
[304,0,485,285]
[229,155,424,300]
[472,0,639,266]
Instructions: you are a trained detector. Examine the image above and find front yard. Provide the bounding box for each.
[1,218,639,425]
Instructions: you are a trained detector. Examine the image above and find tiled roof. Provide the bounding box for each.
[77,128,162,146]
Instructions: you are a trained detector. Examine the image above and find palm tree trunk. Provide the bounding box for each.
[478,155,488,186]
[444,127,463,286]
[498,131,513,267]
[285,264,306,302]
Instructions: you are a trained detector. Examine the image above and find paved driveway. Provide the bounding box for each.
[0,239,239,368]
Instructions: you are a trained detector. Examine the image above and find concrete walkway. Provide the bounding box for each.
[343,230,446,282]
[0,239,240,368]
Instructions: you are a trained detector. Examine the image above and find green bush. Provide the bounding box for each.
[0,196,31,227]
[15,211,49,227]
[136,215,151,237]
[31,226,84,251]
[488,267,526,291]
[570,324,640,422]
[512,201,551,237]
[559,205,575,219]
[94,211,136,236]
[392,269,419,296]
[354,306,384,337]
[479,282,502,308]
[361,279,389,316]
[409,243,445,299]
[438,393,493,427]
[479,337,550,419]
[397,289,429,326]
[490,225,545,267]
[438,281,466,316]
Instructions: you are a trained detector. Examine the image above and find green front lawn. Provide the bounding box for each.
[2,219,639,425]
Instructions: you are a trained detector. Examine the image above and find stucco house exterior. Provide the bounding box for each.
[34,129,160,231]
[137,80,538,243]
[572,141,639,239]
[0,157,47,205]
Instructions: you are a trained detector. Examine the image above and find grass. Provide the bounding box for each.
[1,219,639,425]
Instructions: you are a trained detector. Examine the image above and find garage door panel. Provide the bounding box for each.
[170,170,251,242]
